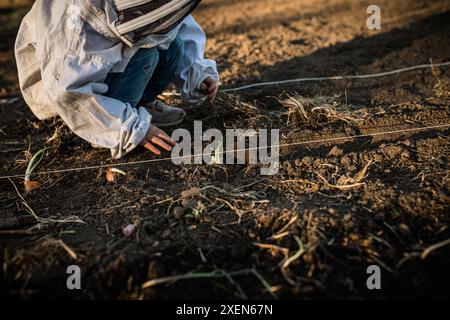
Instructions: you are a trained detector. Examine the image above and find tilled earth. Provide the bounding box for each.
[0,0,449,299]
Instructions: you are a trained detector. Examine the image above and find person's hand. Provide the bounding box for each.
[200,77,219,103]
[140,125,177,156]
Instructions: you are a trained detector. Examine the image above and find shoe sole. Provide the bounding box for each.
[151,110,187,128]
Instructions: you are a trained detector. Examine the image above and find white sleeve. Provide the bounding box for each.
[41,54,151,159]
[175,15,219,106]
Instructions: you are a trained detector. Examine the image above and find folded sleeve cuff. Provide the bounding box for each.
[111,106,151,159]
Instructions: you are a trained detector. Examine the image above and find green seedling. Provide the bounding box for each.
[24,147,51,192]
[213,140,223,164]
[106,167,127,183]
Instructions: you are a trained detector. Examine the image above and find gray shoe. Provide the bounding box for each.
[145,100,186,128]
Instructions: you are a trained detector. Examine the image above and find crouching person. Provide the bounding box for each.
[15,0,219,157]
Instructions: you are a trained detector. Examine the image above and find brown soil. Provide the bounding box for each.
[1,0,449,299]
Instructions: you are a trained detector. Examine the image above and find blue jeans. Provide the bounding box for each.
[104,36,184,108]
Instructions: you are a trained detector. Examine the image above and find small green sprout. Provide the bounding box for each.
[213,140,223,164]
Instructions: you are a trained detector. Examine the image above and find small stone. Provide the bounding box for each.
[341,156,352,166]
[383,145,403,158]
[400,150,411,158]
[294,159,302,167]
[343,213,352,222]
[181,187,200,199]
[329,146,344,157]
[349,233,359,241]
[172,206,185,219]
[399,223,411,236]
[402,139,413,147]
[337,176,348,185]
[302,253,313,263]
[303,157,313,165]
[122,223,137,237]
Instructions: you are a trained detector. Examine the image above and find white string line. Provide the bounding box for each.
[220,61,450,92]
[161,61,450,97]
[1,123,449,180]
